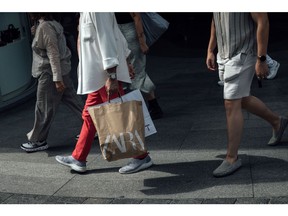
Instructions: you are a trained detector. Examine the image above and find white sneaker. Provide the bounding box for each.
[55,155,87,173]
[21,141,48,152]
[267,60,280,79]
[119,155,153,174]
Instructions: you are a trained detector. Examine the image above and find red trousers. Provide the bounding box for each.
[72,84,147,161]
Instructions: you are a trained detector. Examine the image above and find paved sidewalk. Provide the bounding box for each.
[1,24,288,205]
[1,51,288,205]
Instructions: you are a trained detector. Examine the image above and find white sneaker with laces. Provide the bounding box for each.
[119,155,153,174]
[267,60,280,79]
[21,141,48,152]
[55,155,87,173]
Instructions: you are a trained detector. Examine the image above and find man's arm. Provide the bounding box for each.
[41,23,66,92]
[251,13,269,58]
[251,13,269,79]
[206,18,217,71]
[130,12,149,54]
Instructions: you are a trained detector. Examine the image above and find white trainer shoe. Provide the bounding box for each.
[267,60,280,80]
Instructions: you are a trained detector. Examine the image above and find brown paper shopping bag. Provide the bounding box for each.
[88,100,146,162]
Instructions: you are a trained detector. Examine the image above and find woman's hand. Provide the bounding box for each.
[128,63,135,79]
[31,25,36,36]
[140,42,149,54]
[55,81,66,92]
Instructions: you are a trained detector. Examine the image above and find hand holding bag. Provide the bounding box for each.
[91,90,157,137]
[88,97,147,162]
[108,90,157,137]
[140,13,169,47]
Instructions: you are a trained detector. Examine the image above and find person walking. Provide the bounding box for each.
[206,12,288,177]
[115,12,163,120]
[21,13,84,152]
[55,12,153,174]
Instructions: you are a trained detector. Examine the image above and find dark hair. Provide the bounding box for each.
[28,13,55,21]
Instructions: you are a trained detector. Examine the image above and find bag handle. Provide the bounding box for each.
[108,91,123,103]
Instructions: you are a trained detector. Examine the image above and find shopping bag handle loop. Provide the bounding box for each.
[108,91,123,103]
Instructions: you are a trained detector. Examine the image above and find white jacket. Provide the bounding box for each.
[77,12,131,95]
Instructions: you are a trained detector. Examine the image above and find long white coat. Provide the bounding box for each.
[77,12,131,95]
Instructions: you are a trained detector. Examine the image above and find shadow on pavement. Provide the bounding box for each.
[139,154,288,196]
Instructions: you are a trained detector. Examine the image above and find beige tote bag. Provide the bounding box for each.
[88,100,146,162]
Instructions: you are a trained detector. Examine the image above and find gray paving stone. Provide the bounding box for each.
[170,199,203,204]
[44,196,87,204]
[0,192,13,203]
[111,198,142,204]
[269,197,288,204]
[140,199,172,204]
[235,197,270,204]
[2,194,50,204]
[202,198,236,204]
[83,198,113,204]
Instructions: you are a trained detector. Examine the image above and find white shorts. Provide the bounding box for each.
[217,52,256,100]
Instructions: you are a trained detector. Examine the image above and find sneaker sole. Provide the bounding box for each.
[20,144,48,152]
[119,160,153,174]
[55,157,86,173]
